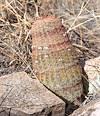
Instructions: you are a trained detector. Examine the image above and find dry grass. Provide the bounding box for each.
[0,0,100,76]
[0,0,35,76]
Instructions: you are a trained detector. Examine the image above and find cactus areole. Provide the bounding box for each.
[32,16,83,105]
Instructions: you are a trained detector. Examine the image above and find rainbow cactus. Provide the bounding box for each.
[32,16,83,105]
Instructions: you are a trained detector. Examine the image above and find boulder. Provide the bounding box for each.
[70,96,100,116]
[84,57,100,94]
[0,72,65,116]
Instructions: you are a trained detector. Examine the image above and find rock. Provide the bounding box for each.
[0,72,65,116]
[84,57,100,94]
[70,96,100,116]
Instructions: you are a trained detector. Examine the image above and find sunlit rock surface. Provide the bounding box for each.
[84,57,100,94]
[0,72,65,116]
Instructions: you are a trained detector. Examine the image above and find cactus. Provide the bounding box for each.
[32,16,83,105]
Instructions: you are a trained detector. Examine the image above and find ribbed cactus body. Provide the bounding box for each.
[32,17,83,105]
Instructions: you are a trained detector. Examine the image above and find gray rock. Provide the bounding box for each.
[0,72,65,116]
[84,57,100,94]
[70,96,100,116]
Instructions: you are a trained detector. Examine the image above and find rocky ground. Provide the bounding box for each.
[0,0,100,115]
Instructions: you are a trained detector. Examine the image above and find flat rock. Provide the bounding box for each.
[0,72,65,116]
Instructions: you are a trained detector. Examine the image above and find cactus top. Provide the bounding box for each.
[31,16,70,49]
